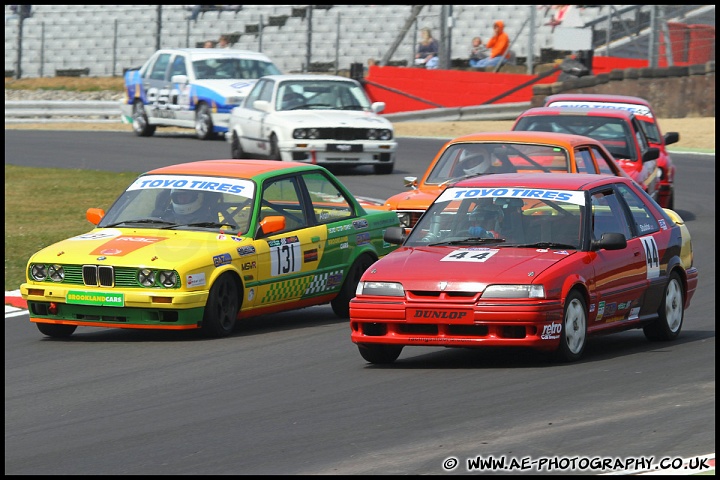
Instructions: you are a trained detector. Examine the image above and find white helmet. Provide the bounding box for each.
[171,189,204,215]
[462,155,491,176]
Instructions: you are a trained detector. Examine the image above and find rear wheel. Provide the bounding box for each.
[357,344,403,364]
[555,290,587,362]
[331,253,375,318]
[201,273,240,338]
[644,271,684,341]
[37,323,77,338]
[195,103,215,140]
[132,101,156,137]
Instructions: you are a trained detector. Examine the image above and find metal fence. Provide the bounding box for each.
[4,5,715,79]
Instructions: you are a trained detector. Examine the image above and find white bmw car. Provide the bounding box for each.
[227,74,397,174]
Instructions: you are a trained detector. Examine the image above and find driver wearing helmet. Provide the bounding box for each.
[454,153,492,177]
[467,201,503,238]
[169,189,213,223]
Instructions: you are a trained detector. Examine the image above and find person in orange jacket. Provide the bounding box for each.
[474,20,510,68]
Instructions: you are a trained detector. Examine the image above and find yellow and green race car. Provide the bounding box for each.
[21,159,399,338]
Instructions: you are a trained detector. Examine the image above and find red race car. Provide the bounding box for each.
[543,93,679,209]
[513,107,662,204]
[350,173,699,364]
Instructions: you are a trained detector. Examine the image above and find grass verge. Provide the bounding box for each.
[4,165,139,291]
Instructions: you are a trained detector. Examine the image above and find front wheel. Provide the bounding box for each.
[37,323,77,338]
[132,101,156,137]
[555,290,587,362]
[201,273,240,338]
[331,254,375,318]
[268,133,281,160]
[358,344,403,364]
[644,271,684,341]
[230,132,246,159]
[195,103,215,140]
[374,163,394,174]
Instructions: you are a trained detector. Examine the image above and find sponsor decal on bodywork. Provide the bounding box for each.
[90,236,167,256]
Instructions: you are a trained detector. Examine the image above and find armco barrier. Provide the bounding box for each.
[4,100,121,123]
[5,100,530,124]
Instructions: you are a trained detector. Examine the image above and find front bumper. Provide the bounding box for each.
[349,297,564,351]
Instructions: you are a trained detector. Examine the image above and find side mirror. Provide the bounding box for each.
[403,176,418,189]
[664,131,679,146]
[171,74,189,85]
[253,100,271,113]
[642,147,660,163]
[371,102,386,114]
[86,208,105,225]
[383,226,405,245]
[258,215,286,237]
[591,232,627,251]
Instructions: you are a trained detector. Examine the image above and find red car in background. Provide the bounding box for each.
[543,94,679,209]
[513,107,661,203]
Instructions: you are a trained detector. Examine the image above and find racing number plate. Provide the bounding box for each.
[407,308,474,324]
[326,144,363,152]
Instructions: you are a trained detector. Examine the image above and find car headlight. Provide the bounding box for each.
[482,285,545,299]
[30,264,48,281]
[367,129,393,141]
[48,264,65,282]
[137,269,178,288]
[159,270,179,288]
[138,268,156,287]
[396,212,411,228]
[293,128,320,139]
[356,281,405,297]
[225,96,242,106]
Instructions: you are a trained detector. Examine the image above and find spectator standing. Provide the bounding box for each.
[474,20,510,69]
[203,40,215,48]
[468,36,488,68]
[414,27,439,69]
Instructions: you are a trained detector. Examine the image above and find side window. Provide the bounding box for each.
[574,148,596,173]
[301,172,354,224]
[148,53,171,81]
[169,55,187,78]
[616,183,659,236]
[591,189,632,240]
[591,146,616,175]
[260,176,307,233]
[632,118,650,150]
[258,80,274,102]
[244,79,272,108]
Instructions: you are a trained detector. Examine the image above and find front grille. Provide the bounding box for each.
[317,127,366,140]
[83,265,115,287]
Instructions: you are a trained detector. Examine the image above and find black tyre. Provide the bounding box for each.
[201,273,240,338]
[666,190,675,210]
[37,323,77,338]
[195,103,215,140]
[331,254,375,318]
[132,101,156,137]
[357,343,403,364]
[555,290,587,362]
[230,132,245,159]
[268,133,281,160]
[373,163,394,175]
[644,271,684,341]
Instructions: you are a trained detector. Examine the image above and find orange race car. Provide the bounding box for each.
[384,131,633,230]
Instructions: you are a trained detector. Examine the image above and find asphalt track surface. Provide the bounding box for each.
[4,130,715,475]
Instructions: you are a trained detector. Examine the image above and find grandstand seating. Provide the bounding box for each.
[4,5,715,78]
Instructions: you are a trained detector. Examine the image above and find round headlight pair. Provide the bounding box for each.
[138,269,178,288]
[367,129,392,140]
[293,128,320,139]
